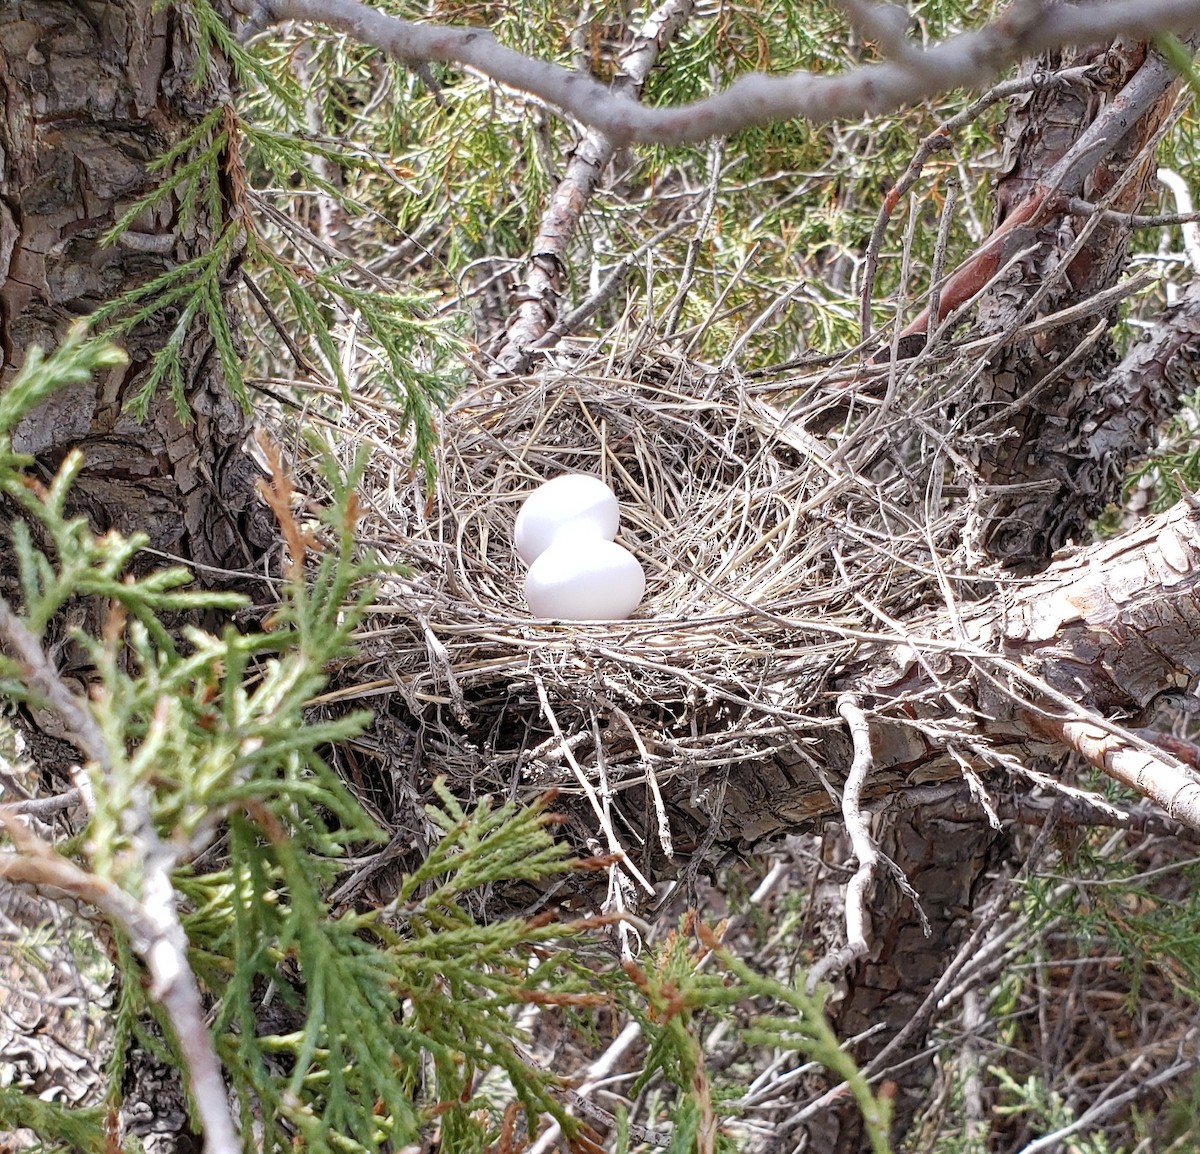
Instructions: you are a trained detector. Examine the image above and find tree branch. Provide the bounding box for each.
[687,494,1200,858]
[0,594,241,1154]
[856,495,1200,828]
[893,40,1188,346]
[490,0,694,376]
[1032,715,1200,828]
[0,810,241,1154]
[248,0,1200,147]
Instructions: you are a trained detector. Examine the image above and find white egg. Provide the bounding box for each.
[524,539,646,621]
[514,474,620,565]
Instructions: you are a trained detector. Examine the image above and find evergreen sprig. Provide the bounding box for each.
[0,339,591,1151]
[620,916,892,1154]
[0,1090,106,1152]
[90,0,467,478]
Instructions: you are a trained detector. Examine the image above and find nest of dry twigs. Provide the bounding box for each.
[324,338,952,894]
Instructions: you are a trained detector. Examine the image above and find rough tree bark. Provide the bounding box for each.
[0,0,270,574]
[968,40,1185,566]
[0,3,266,1149]
[644,494,1200,859]
[779,42,1197,1149]
[726,491,1200,1148]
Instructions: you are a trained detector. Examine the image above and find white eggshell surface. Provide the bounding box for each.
[514,474,620,565]
[524,539,646,621]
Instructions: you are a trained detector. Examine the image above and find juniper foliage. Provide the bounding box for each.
[0,335,888,1152]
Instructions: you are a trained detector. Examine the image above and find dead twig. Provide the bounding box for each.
[806,693,879,993]
[0,811,240,1154]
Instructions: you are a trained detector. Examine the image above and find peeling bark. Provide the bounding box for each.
[964,42,1186,566]
[489,0,693,377]
[707,495,1200,1150]
[818,500,1200,1143]
[661,496,1200,866]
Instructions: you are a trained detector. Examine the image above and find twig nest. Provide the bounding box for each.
[353,344,866,871]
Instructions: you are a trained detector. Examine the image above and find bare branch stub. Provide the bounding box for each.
[806,693,880,994]
[1031,716,1200,829]
[490,0,695,376]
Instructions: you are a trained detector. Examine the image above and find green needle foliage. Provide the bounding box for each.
[0,1091,107,1153]
[84,0,1045,462]
[0,333,574,1151]
[620,916,891,1154]
[92,7,466,478]
[1,335,887,1152]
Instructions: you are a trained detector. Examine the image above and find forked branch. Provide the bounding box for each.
[243,0,1200,147]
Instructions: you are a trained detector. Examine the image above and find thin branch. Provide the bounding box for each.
[0,789,83,817]
[0,595,110,772]
[0,815,160,941]
[247,0,1200,147]
[533,673,655,896]
[1066,196,1200,229]
[995,791,1200,844]
[1016,1047,1200,1154]
[526,1023,653,1153]
[530,218,694,348]
[1156,165,1200,274]
[490,0,694,375]
[0,811,241,1154]
[1034,714,1200,830]
[794,815,1060,1123]
[661,137,723,340]
[860,64,1095,342]
[926,178,958,346]
[806,693,879,993]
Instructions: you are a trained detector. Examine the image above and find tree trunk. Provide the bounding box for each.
[0,4,264,1149]
[0,0,270,574]
[967,40,1185,567]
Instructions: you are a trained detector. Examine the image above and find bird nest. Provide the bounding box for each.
[337,343,931,892]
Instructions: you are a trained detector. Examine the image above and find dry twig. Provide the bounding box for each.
[806,694,880,993]
[0,595,240,1154]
